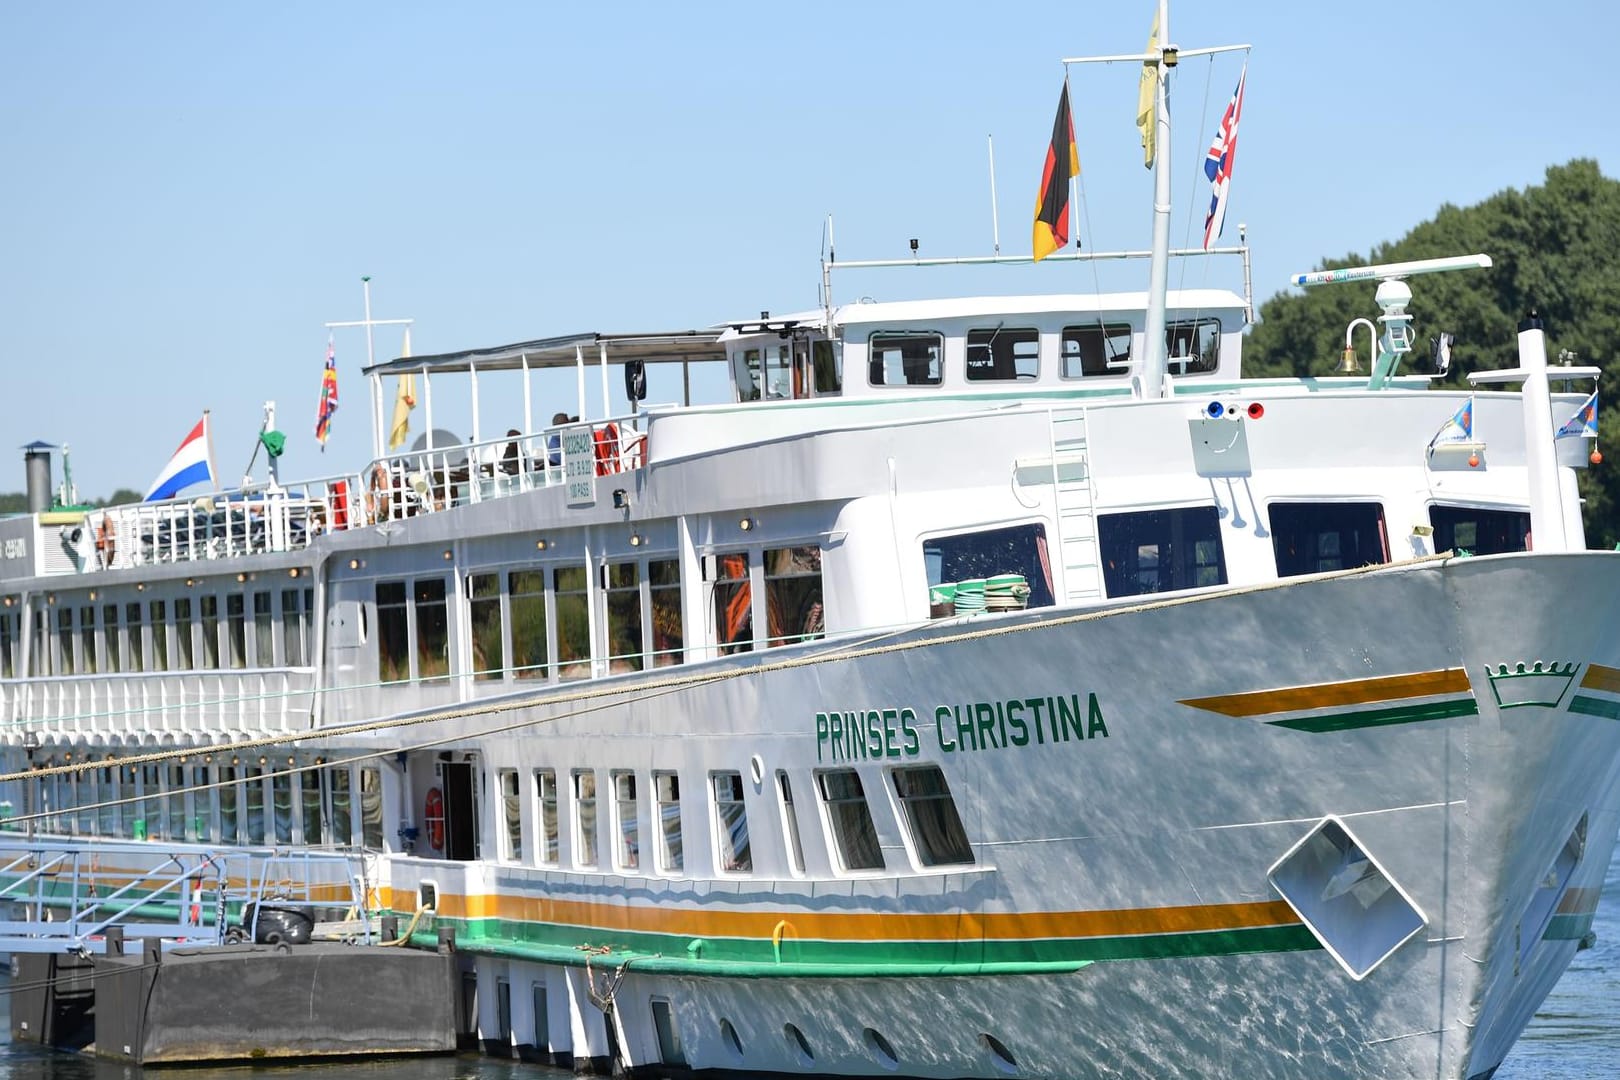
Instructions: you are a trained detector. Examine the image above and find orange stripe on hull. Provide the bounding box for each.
[1579,663,1620,695]
[1179,668,1470,718]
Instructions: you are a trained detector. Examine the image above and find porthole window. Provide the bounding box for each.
[784,1022,814,1067]
[719,1018,744,1061]
[863,1027,899,1071]
[981,1032,1019,1074]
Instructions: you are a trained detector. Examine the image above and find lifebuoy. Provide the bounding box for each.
[94,512,117,569]
[424,787,445,852]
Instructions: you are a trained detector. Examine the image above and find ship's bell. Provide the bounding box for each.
[1337,346,1361,374]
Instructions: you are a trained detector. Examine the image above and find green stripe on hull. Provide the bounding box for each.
[1544,912,1598,941]
[1568,695,1620,720]
[1267,698,1478,733]
[406,914,1320,976]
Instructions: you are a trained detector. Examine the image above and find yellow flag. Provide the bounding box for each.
[1136,10,1160,169]
[388,327,416,451]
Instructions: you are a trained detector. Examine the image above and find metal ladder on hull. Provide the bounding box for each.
[1050,409,1103,603]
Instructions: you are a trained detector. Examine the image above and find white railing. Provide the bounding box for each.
[0,668,318,738]
[62,415,647,574]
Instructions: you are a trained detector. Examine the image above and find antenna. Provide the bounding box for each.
[987,135,1001,255]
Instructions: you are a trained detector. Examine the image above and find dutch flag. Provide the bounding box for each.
[144,413,217,502]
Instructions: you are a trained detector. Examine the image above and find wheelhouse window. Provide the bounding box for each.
[499,769,522,861]
[711,553,752,656]
[868,332,943,387]
[655,771,683,872]
[510,570,549,679]
[923,523,1056,609]
[817,769,883,871]
[468,572,503,680]
[536,768,559,866]
[573,770,598,869]
[1061,323,1133,378]
[966,327,1039,381]
[1098,506,1226,597]
[414,578,450,681]
[1430,505,1530,556]
[1270,503,1390,577]
[811,339,841,394]
[613,771,639,870]
[712,771,751,873]
[732,344,793,402]
[893,766,973,867]
[764,546,824,646]
[376,581,409,683]
[1165,318,1220,375]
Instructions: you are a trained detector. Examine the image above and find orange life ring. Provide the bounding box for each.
[94,512,117,568]
[424,786,445,851]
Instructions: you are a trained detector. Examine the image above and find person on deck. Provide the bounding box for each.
[546,412,570,467]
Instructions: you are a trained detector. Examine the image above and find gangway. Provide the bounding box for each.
[0,837,373,954]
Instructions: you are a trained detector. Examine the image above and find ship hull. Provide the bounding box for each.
[359,550,1620,1079]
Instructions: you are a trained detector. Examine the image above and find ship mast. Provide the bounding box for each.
[1064,4,1247,401]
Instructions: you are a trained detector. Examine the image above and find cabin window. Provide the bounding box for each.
[654,771,683,872]
[605,563,643,673]
[923,523,1056,609]
[141,763,163,839]
[1165,318,1220,375]
[226,594,247,669]
[273,769,294,844]
[189,765,210,841]
[711,553,752,655]
[218,766,239,844]
[509,570,549,679]
[966,327,1039,381]
[1098,506,1227,597]
[555,566,591,681]
[712,771,752,872]
[101,604,120,672]
[253,591,274,666]
[199,595,220,669]
[613,771,639,870]
[778,770,806,874]
[892,765,973,867]
[330,766,352,846]
[281,588,311,667]
[98,766,120,837]
[764,546,824,646]
[243,767,266,844]
[360,767,384,848]
[817,769,884,871]
[868,332,944,387]
[79,606,97,675]
[812,339,841,394]
[574,769,599,869]
[376,581,410,683]
[0,609,15,679]
[1061,322,1133,378]
[1429,505,1530,556]
[414,579,450,681]
[301,769,323,845]
[123,603,144,673]
[1270,503,1389,577]
[649,559,683,667]
[536,768,559,866]
[54,608,73,675]
[166,766,186,841]
[468,573,504,680]
[499,769,522,861]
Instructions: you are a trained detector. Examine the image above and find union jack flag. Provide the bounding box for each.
[1203,64,1247,250]
[315,335,339,449]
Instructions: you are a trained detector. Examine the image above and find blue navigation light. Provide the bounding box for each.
[1206,401,1224,418]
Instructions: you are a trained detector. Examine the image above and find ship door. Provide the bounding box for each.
[441,759,480,862]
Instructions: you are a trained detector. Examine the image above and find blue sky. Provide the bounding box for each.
[3,1,1616,499]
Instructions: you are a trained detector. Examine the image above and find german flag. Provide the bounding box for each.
[1033,79,1080,262]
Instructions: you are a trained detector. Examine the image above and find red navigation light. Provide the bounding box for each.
[1247,402,1265,420]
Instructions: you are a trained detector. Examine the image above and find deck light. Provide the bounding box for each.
[236,573,246,583]
[629,533,643,547]
[442,550,453,561]
[88,590,97,601]
[136,583,145,592]
[185,578,194,587]
[739,517,755,532]
[288,568,300,578]
[535,539,549,551]
[46,594,55,605]
[2,597,11,607]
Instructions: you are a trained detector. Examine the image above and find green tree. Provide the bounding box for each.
[1246,160,1620,547]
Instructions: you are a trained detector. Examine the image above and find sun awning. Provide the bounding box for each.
[361,330,728,377]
